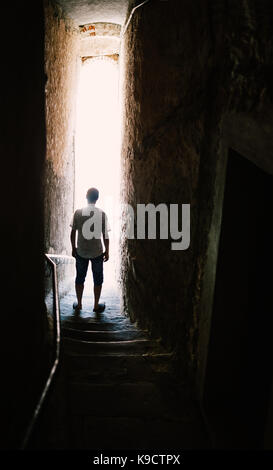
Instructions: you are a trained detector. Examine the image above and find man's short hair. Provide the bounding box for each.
[87,187,99,203]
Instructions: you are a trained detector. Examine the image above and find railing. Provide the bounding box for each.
[20,254,61,449]
[122,0,151,38]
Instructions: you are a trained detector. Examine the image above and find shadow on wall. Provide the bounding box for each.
[1,1,47,449]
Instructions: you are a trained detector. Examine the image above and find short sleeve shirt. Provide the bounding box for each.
[70,204,110,259]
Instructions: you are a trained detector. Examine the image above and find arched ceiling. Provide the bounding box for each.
[56,0,130,26]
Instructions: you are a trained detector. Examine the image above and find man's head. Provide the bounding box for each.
[86,187,99,204]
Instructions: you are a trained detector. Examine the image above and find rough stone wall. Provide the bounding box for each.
[120,0,273,388]
[44,0,80,256]
[120,0,212,379]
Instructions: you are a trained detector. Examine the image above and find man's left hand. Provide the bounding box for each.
[103,251,109,262]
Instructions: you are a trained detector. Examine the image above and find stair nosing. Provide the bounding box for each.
[65,352,174,358]
[61,328,145,334]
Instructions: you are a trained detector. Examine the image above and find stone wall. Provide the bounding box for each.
[120,0,273,394]
[120,0,213,380]
[44,0,80,256]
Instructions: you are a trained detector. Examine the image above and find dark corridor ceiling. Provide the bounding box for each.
[56,0,130,26]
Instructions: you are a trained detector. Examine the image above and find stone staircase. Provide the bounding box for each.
[31,290,209,449]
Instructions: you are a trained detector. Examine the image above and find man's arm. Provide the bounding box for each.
[102,212,110,262]
[102,234,109,262]
[70,229,77,257]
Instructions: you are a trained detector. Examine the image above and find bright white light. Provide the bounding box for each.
[75,58,121,291]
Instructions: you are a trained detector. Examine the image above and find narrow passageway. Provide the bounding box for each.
[3,0,273,451]
[31,288,209,449]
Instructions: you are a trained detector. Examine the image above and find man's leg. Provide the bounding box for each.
[75,284,84,309]
[91,254,104,311]
[74,252,89,309]
[94,285,102,310]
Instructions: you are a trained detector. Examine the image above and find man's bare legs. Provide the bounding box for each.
[75,283,103,312]
[75,283,84,310]
[94,285,102,311]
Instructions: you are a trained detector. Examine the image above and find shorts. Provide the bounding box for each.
[75,251,103,286]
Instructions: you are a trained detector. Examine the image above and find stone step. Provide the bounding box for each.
[61,327,146,342]
[63,337,163,355]
[70,415,208,450]
[61,318,138,332]
[67,381,173,418]
[64,352,176,382]
[34,293,210,450]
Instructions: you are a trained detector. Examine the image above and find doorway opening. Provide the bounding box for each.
[75,56,121,293]
[204,148,273,448]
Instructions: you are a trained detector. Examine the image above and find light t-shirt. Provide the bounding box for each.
[70,204,110,259]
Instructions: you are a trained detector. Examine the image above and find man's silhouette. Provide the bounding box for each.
[70,187,110,313]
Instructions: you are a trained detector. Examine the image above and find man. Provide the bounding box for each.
[70,187,110,313]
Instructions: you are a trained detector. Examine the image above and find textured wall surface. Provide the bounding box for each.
[56,0,129,25]
[120,0,273,390]
[79,22,121,56]
[44,0,80,255]
[80,36,120,57]
[120,0,212,380]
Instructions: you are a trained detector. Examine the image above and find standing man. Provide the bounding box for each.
[70,187,110,313]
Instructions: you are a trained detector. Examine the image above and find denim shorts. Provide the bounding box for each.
[75,251,103,286]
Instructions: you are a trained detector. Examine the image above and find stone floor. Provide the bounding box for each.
[31,287,210,449]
